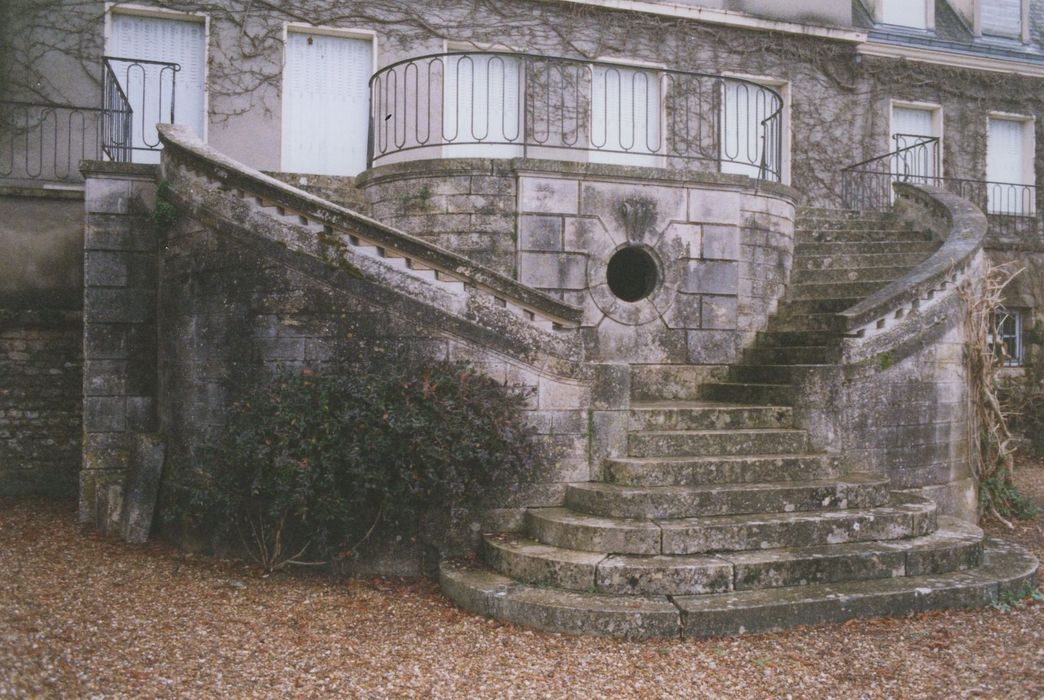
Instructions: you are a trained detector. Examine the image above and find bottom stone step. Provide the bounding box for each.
[439,537,1038,639]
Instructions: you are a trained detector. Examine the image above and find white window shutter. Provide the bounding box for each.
[981,0,1022,38]
[282,32,372,176]
[109,14,206,163]
[880,0,928,29]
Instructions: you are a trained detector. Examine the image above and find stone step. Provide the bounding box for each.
[796,206,884,220]
[699,381,797,405]
[481,533,732,596]
[628,402,794,432]
[604,453,841,486]
[775,298,861,315]
[766,313,846,333]
[795,227,930,243]
[727,516,983,591]
[726,364,798,384]
[564,475,889,519]
[440,538,1037,639]
[794,251,933,271]
[675,537,1037,637]
[789,279,896,301]
[480,518,982,596]
[754,330,842,347]
[628,427,808,458]
[657,494,937,554]
[743,345,835,365]
[794,240,939,257]
[791,265,915,285]
[526,494,935,555]
[795,214,905,229]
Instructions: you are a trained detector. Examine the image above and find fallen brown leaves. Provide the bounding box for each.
[1,464,1043,699]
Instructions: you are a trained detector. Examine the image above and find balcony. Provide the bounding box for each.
[0,56,178,188]
[368,51,785,182]
[841,137,1041,240]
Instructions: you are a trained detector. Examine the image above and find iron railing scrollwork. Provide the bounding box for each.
[841,136,1040,238]
[0,101,106,183]
[368,51,785,182]
[102,55,180,159]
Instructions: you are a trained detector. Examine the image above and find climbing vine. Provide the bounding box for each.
[4,0,1041,204]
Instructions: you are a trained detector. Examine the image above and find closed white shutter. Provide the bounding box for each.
[590,65,661,165]
[109,14,206,163]
[987,117,1030,214]
[981,0,1022,38]
[443,53,522,158]
[282,32,372,176]
[880,0,927,29]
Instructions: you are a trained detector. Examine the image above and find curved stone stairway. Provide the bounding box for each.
[441,207,1038,638]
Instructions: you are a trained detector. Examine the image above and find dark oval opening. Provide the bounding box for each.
[606,246,658,302]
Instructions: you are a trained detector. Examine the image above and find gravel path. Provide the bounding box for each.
[2,466,1043,699]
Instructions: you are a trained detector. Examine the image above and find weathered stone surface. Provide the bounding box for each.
[565,475,888,520]
[119,434,166,544]
[629,402,793,432]
[526,508,661,555]
[628,428,809,458]
[659,496,938,554]
[675,538,1038,638]
[492,585,680,639]
[596,554,732,596]
[482,533,603,590]
[604,454,841,487]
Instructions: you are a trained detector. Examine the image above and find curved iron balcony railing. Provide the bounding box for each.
[369,51,784,182]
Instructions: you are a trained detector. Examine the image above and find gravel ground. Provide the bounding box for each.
[2,466,1043,699]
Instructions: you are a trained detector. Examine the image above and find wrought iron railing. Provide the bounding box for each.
[841,136,1039,238]
[0,101,107,183]
[102,55,180,161]
[369,51,784,181]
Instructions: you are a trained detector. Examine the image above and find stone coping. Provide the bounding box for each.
[357,156,800,202]
[80,161,159,180]
[0,183,86,199]
[838,182,987,334]
[154,124,581,327]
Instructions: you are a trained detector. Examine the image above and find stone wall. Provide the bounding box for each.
[0,309,81,496]
[360,158,797,369]
[358,160,518,276]
[146,132,592,569]
[0,189,85,497]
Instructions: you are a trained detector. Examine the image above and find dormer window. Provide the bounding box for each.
[980,0,1024,39]
[878,0,929,30]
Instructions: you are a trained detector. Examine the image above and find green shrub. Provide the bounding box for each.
[173,354,537,572]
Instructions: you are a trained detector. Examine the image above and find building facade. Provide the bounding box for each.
[0,0,1041,636]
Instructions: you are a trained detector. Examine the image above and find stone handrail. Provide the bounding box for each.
[156,124,583,329]
[839,182,987,346]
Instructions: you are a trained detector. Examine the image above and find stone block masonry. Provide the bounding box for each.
[80,162,160,535]
[0,309,82,496]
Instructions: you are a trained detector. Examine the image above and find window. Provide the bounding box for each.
[989,308,1024,366]
[981,0,1023,39]
[443,52,522,158]
[879,0,929,29]
[986,115,1036,215]
[589,63,662,165]
[890,103,941,182]
[108,11,206,164]
[282,29,372,176]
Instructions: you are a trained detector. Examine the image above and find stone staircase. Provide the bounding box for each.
[440,207,1038,638]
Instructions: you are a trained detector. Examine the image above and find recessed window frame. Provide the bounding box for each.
[889,100,944,179]
[104,3,210,143]
[989,306,1025,367]
[977,0,1029,42]
[876,0,933,31]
